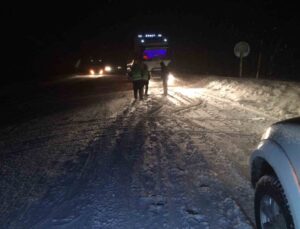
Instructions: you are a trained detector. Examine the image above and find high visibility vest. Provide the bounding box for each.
[131,64,143,81]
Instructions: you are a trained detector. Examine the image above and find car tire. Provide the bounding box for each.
[255,175,295,229]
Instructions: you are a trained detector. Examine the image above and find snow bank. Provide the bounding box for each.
[202,76,300,119]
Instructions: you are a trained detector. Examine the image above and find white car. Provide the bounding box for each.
[250,117,300,229]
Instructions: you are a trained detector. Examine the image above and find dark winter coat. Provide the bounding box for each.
[160,63,169,80]
[142,64,150,81]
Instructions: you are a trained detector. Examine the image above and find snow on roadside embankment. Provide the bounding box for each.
[200,76,300,120]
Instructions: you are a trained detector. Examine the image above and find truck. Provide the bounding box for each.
[127,33,171,76]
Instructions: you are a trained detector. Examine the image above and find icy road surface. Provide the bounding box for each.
[0,74,279,228]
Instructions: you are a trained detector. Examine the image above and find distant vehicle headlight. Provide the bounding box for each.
[99,69,103,75]
[104,66,112,72]
[90,69,95,75]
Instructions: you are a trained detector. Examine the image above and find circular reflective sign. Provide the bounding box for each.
[234,41,250,58]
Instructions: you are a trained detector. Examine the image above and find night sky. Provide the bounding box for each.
[4,0,300,81]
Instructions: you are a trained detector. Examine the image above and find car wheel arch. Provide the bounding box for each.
[250,141,300,229]
[251,157,277,188]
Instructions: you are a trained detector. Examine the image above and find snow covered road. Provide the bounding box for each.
[2,74,292,228]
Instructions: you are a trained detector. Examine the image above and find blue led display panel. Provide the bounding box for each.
[143,49,167,60]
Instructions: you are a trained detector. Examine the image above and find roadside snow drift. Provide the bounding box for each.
[201,76,300,119]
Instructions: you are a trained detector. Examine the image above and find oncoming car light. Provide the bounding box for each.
[104,66,112,72]
[99,69,103,75]
[90,69,95,75]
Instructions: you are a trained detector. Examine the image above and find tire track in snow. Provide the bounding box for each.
[46,100,164,228]
[119,95,253,228]
[7,100,137,228]
[151,100,254,228]
[176,115,256,227]
[166,87,270,227]
[3,86,259,228]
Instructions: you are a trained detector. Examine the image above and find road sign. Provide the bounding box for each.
[234,41,250,58]
[234,41,250,77]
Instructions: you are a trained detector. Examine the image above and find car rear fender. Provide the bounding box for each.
[250,139,300,228]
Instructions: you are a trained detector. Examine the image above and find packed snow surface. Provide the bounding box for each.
[1,74,299,228]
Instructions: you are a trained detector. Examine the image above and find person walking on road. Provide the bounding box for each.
[160,61,169,96]
[142,63,151,96]
[129,59,144,100]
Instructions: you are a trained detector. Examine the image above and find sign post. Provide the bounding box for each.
[240,54,243,77]
[234,41,250,77]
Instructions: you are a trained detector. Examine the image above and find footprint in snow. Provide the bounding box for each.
[184,207,208,225]
[149,200,165,213]
[150,135,158,141]
[199,183,210,192]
